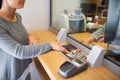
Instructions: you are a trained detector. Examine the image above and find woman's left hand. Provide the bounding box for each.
[28,36,38,45]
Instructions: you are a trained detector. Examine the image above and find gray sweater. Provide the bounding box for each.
[0,13,52,80]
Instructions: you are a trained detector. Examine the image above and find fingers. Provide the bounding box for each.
[50,42,69,54]
[61,47,69,54]
[75,49,81,53]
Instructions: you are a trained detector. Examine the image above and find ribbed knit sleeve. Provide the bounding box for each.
[0,27,52,59]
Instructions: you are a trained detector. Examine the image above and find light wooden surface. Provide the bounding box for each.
[29,30,120,80]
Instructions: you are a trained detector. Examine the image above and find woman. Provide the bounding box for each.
[0,0,68,80]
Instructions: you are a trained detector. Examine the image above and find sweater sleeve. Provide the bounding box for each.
[0,27,52,59]
[91,24,105,40]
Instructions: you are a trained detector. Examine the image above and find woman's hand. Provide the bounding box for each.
[50,42,69,54]
[28,36,38,45]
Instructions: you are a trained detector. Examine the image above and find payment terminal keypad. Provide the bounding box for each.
[58,58,88,78]
[60,61,76,73]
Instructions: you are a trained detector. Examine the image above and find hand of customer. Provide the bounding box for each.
[50,42,69,54]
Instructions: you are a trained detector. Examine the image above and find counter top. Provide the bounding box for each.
[29,30,120,80]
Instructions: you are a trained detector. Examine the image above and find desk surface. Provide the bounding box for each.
[29,30,120,80]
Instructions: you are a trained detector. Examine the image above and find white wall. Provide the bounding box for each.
[17,0,50,31]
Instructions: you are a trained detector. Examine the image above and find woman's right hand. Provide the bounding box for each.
[49,42,69,54]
